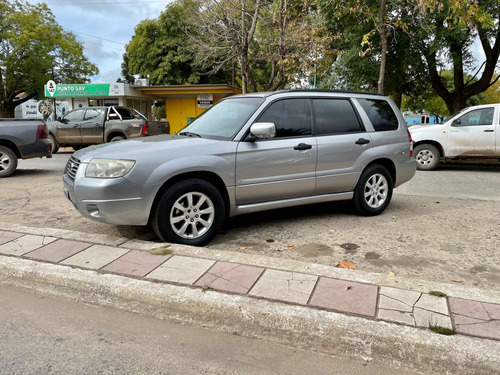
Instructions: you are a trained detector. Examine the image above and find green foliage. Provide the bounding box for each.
[154,104,166,120]
[0,0,98,117]
[125,1,231,85]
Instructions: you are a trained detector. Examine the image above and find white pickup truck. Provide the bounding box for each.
[409,103,500,170]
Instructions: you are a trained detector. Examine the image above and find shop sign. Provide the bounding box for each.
[197,94,213,108]
[45,83,111,97]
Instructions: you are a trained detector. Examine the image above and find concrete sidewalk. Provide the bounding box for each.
[1,226,499,375]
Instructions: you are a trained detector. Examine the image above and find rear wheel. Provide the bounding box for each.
[414,144,440,171]
[48,134,59,154]
[110,135,125,142]
[353,164,393,216]
[152,179,225,246]
[0,146,18,178]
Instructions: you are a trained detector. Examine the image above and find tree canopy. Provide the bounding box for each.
[0,0,98,117]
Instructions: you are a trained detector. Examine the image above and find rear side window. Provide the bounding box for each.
[113,107,134,120]
[313,99,362,135]
[258,99,312,137]
[358,99,399,131]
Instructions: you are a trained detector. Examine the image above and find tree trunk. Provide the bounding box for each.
[377,0,388,95]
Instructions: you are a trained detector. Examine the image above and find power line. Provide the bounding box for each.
[72,31,126,46]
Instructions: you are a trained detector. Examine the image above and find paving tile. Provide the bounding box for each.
[377,309,416,326]
[61,245,130,270]
[449,298,500,341]
[101,250,170,277]
[378,287,421,312]
[146,256,215,284]
[309,277,378,318]
[0,235,57,256]
[249,269,317,305]
[0,231,24,246]
[414,294,449,315]
[414,308,453,329]
[194,261,264,294]
[23,239,91,263]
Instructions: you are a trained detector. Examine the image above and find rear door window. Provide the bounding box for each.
[312,99,363,135]
[358,99,399,131]
[258,99,312,137]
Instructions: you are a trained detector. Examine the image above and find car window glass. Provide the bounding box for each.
[458,108,494,126]
[313,99,362,135]
[64,110,84,122]
[258,99,312,137]
[84,109,103,121]
[114,107,134,120]
[358,99,399,131]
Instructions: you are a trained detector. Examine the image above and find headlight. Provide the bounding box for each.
[85,159,135,178]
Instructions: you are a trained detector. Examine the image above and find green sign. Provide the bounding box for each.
[45,83,110,97]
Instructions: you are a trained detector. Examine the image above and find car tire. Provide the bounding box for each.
[414,144,440,171]
[110,135,125,142]
[152,179,225,246]
[353,164,393,216]
[0,146,18,178]
[48,134,59,154]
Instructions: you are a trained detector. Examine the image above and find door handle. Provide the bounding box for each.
[294,143,312,151]
[355,138,370,145]
[484,129,494,132]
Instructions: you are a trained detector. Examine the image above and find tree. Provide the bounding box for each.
[125,1,231,85]
[0,0,98,117]
[402,0,500,113]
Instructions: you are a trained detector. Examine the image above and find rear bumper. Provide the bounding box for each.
[19,139,52,159]
[395,157,416,187]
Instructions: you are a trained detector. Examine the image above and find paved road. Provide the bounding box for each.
[2,152,500,291]
[0,284,419,375]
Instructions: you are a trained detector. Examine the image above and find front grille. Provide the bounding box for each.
[65,156,81,180]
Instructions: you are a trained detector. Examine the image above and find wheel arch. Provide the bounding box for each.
[413,140,444,158]
[148,171,230,224]
[363,158,396,186]
[0,140,21,158]
[106,131,126,142]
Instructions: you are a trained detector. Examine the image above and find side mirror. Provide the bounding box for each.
[57,117,62,122]
[451,118,461,126]
[249,122,276,140]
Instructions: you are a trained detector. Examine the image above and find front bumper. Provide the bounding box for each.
[63,167,155,226]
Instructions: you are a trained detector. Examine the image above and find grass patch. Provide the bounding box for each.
[429,324,456,336]
[148,247,173,256]
[429,291,447,297]
[202,286,212,292]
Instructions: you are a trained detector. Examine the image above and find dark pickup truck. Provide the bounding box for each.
[0,119,52,177]
[46,106,170,153]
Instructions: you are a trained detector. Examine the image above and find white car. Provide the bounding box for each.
[409,103,500,170]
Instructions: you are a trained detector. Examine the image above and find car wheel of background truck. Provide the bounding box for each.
[48,134,59,154]
[0,146,18,178]
[414,144,440,171]
[353,164,393,216]
[152,179,225,246]
[110,135,125,142]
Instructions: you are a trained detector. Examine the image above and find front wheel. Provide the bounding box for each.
[414,144,440,171]
[353,165,393,216]
[0,146,18,178]
[48,134,59,154]
[152,179,225,246]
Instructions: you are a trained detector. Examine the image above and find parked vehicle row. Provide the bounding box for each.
[410,103,500,170]
[0,119,52,177]
[46,106,170,153]
[63,90,416,246]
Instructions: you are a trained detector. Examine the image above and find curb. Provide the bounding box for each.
[1,225,499,374]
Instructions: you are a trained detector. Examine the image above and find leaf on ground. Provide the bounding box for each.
[436,201,440,204]
[288,245,295,250]
[334,262,341,267]
[339,259,356,269]
[392,216,397,219]
[388,271,396,276]
[239,247,247,250]
[345,286,351,291]
[451,279,463,283]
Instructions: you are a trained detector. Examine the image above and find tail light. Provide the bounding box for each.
[141,123,148,136]
[407,129,413,157]
[36,124,48,140]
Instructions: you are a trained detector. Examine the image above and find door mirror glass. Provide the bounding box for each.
[250,122,276,139]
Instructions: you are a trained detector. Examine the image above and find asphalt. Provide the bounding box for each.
[1,223,499,375]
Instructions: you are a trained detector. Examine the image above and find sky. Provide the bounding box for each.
[26,0,171,83]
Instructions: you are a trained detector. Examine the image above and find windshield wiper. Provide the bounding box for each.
[179,131,202,138]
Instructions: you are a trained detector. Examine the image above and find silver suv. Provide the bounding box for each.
[63,90,416,246]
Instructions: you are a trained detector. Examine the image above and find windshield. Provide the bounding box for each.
[180,97,264,139]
